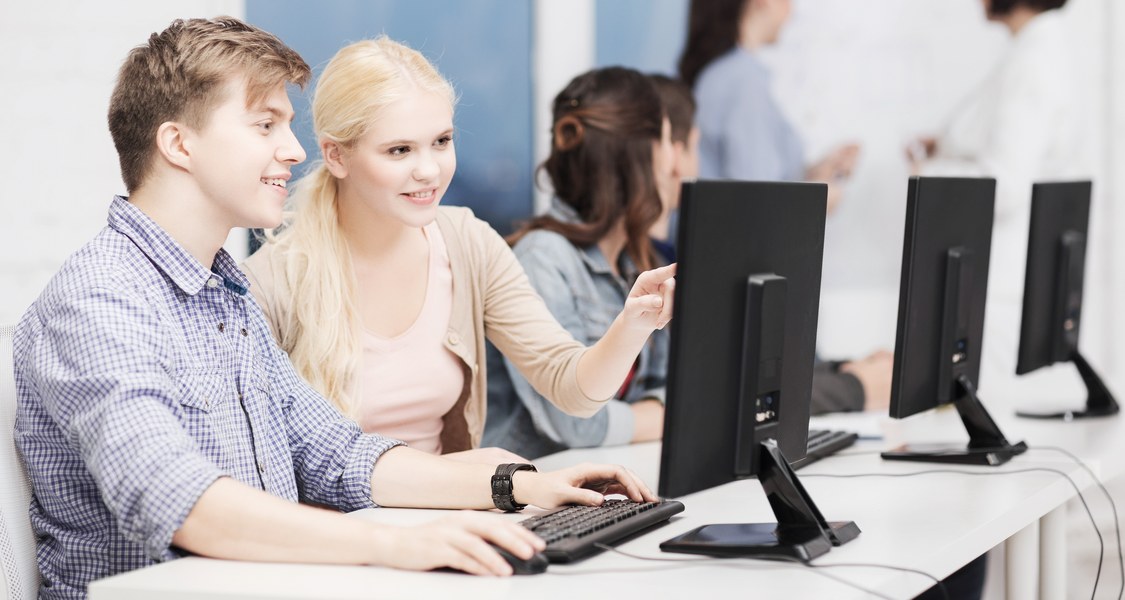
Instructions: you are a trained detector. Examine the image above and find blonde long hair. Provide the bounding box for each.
[263,37,456,416]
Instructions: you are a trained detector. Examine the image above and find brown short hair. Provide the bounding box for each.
[648,74,696,145]
[107,17,310,192]
[988,0,1066,16]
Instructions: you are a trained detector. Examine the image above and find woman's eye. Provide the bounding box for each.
[435,135,453,148]
[389,146,410,156]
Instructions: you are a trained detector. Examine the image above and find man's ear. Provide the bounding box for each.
[155,121,192,171]
[322,140,348,178]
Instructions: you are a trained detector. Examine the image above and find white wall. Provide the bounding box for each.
[532,0,595,214]
[763,0,1121,392]
[0,0,245,326]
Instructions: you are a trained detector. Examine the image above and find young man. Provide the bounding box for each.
[14,17,655,599]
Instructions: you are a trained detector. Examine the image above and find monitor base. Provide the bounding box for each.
[660,523,834,561]
[661,440,859,561]
[1017,406,1119,420]
[1016,352,1119,421]
[881,441,1028,466]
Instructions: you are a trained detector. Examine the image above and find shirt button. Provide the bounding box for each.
[206,278,219,289]
[447,334,460,345]
[240,328,248,337]
[218,322,225,333]
[472,363,480,376]
[257,460,266,475]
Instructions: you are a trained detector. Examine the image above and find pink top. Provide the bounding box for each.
[354,223,464,454]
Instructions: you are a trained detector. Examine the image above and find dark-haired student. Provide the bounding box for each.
[483,67,675,459]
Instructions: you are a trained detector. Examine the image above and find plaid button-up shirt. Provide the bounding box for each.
[14,197,403,599]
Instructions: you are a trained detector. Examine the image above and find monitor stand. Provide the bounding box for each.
[660,439,860,561]
[1017,351,1119,420]
[882,374,1028,466]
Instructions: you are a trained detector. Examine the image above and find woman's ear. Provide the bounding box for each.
[155,121,192,171]
[322,140,348,178]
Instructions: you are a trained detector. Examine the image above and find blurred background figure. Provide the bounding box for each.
[678,0,860,213]
[647,74,700,262]
[907,0,1087,392]
[646,69,893,415]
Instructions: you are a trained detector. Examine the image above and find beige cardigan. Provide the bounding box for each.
[241,206,608,452]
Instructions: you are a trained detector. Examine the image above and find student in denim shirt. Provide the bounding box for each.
[484,68,675,459]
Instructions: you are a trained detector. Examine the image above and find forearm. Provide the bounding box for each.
[370,446,497,509]
[629,400,664,443]
[173,477,393,565]
[576,313,653,400]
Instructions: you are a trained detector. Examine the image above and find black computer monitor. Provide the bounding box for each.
[1015,180,1118,419]
[658,180,859,561]
[882,176,1027,465]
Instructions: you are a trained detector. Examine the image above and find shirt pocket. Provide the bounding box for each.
[175,368,228,414]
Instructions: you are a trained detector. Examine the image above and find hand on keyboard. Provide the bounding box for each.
[516,463,659,509]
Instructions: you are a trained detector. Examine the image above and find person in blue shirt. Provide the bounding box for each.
[13,17,658,598]
[647,72,891,415]
[679,0,859,212]
[483,67,674,458]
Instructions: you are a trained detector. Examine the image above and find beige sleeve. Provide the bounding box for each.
[474,220,609,418]
[241,248,287,345]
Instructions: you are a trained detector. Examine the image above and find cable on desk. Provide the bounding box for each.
[802,466,1103,600]
[585,542,948,600]
[1030,445,1125,600]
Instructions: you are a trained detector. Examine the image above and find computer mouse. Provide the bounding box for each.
[489,543,549,575]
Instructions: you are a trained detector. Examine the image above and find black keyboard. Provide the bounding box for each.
[518,499,685,563]
[790,428,858,470]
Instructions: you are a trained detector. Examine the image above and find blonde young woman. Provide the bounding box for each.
[243,38,676,464]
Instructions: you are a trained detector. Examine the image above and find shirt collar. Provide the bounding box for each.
[107,195,249,296]
[546,198,636,278]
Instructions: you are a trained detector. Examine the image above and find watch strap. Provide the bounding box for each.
[491,463,537,512]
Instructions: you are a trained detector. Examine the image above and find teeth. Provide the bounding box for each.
[408,191,432,199]
[261,178,287,188]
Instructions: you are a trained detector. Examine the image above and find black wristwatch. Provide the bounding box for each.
[491,463,537,512]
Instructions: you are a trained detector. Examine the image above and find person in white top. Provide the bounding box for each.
[907,0,1087,395]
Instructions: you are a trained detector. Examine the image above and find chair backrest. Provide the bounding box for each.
[0,325,36,600]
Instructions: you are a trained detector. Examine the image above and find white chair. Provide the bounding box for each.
[0,325,36,600]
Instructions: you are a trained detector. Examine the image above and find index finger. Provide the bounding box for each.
[640,263,676,286]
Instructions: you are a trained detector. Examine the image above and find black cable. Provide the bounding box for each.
[803,466,1104,600]
[1030,445,1125,600]
[586,542,912,600]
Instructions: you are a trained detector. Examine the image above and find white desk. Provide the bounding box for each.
[89,428,1102,600]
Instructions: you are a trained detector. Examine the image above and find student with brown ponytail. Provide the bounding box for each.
[483,67,676,459]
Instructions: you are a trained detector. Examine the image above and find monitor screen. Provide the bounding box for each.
[883,176,1026,465]
[1015,180,1118,419]
[657,180,858,560]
